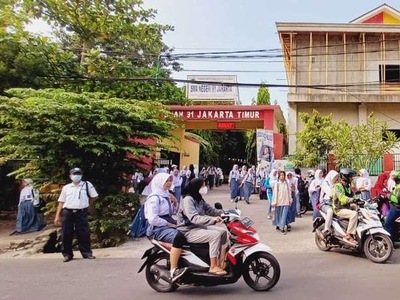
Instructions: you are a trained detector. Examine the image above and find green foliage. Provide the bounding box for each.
[17,0,188,104]
[294,110,400,170]
[255,82,271,105]
[0,0,187,104]
[293,110,334,167]
[90,192,141,248]
[331,116,399,171]
[245,130,256,164]
[0,88,178,196]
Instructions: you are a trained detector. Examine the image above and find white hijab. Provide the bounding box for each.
[150,173,172,198]
[324,170,339,188]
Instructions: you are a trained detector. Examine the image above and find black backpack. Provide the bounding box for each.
[297,176,306,194]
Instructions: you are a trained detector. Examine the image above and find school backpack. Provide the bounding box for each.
[297,176,306,194]
[128,205,148,238]
[128,194,161,238]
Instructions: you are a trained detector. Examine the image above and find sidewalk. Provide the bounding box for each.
[0,185,318,260]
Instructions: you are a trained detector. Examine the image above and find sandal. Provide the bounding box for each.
[209,269,227,275]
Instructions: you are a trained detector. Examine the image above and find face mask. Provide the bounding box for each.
[71,175,82,182]
[199,186,208,195]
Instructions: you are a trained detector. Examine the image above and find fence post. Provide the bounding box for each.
[383,154,394,173]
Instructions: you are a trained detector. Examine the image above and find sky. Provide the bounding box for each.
[141,0,397,118]
[29,0,398,119]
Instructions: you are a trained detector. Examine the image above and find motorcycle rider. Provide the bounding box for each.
[332,168,359,247]
[178,178,229,275]
[384,171,400,243]
[319,170,339,235]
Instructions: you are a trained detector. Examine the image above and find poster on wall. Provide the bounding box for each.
[256,129,274,173]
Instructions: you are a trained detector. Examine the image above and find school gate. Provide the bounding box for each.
[154,104,286,168]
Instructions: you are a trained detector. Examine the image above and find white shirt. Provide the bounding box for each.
[58,181,98,209]
[145,194,177,227]
[19,186,38,205]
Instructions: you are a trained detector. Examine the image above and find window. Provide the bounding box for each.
[379,65,400,83]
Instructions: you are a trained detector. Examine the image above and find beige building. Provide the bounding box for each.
[277,4,400,154]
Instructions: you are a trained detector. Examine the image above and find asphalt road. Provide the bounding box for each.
[1,185,400,299]
[1,252,400,300]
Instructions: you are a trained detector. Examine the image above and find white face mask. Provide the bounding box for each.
[71,175,82,183]
[199,186,208,195]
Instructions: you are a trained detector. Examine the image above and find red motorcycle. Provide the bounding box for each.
[138,203,280,292]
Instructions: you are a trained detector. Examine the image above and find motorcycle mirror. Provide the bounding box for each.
[214,202,223,209]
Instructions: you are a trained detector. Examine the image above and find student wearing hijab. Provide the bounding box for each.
[356,169,372,200]
[286,171,297,226]
[272,171,293,234]
[15,178,42,234]
[264,169,278,219]
[178,178,229,275]
[228,164,240,203]
[374,172,390,217]
[319,170,339,235]
[144,173,188,283]
[308,169,324,220]
[387,170,397,193]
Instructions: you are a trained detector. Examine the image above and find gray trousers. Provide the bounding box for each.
[184,224,229,258]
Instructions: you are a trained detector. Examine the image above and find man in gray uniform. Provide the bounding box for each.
[54,168,98,262]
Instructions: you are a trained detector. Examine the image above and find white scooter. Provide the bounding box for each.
[313,199,393,263]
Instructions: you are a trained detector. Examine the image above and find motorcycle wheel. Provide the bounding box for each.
[242,252,280,291]
[363,233,393,263]
[145,252,178,293]
[315,224,331,251]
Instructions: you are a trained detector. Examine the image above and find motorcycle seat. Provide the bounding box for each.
[183,243,209,248]
[333,215,346,222]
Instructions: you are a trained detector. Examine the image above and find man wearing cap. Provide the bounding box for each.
[54,168,98,262]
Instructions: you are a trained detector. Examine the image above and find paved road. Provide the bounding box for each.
[1,185,400,299]
[1,253,400,300]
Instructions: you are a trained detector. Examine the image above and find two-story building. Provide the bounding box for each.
[277,3,400,155]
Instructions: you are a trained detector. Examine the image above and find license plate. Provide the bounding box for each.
[241,217,254,228]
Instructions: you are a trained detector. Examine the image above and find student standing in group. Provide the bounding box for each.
[286,172,297,227]
[265,169,278,219]
[356,169,372,200]
[308,169,324,221]
[240,167,256,204]
[54,168,98,262]
[238,165,247,200]
[228,164,240,203]
[272,171,293,234]
[172,168,183,206]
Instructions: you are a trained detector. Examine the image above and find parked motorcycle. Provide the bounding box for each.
[313,199,393,263]
[138,203,280,292]
[374,195,400,243]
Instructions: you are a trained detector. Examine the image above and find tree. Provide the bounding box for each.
[294,110,400,170]
[293,110,334,167]
[331,116,399,171]
[247,82,271,163]
[255,82,270,105]
[21,0,187,103]
[0,88,178,196]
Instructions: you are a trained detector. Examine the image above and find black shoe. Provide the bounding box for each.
[83,255,96,259]
[63,256,73,263]
[170,267,188,283]
[276,226,280,230]
[287,225,291,232]
[245,201,250,204]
